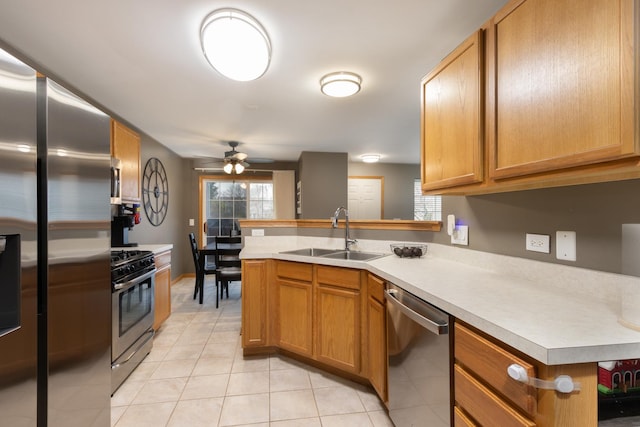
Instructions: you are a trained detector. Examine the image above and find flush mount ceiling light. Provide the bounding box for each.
[200,8,271,81]
[223,158,246,174]
[361,154,380,163]
[320,72,362,97]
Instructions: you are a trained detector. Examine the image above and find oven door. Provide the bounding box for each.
[112,268,156,359]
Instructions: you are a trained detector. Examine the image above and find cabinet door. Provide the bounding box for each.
[368,294,386,401]
[153,265,171,330]
[421,30,483,191]
[489,0,637,179]
[277,278,313,356]
[242,259,268,348]
[316,285,361,374]
[111,119,141,202]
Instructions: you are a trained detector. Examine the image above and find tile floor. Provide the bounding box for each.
[111,277,394,427]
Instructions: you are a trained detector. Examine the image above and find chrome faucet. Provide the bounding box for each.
[332,206,357,251]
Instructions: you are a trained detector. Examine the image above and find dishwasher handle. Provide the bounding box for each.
[384,288,449,335]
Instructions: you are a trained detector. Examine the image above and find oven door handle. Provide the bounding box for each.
[113,268,157,292]
[111,329,154,369]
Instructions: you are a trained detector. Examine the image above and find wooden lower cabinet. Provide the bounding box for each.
[276,261,313,356]
[241,259,270,348]
[153,250,171,330]
[367,273,387,402]
[453,321,598,427]
[315,265,363,375]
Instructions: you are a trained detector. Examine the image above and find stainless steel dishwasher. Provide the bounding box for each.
[385,283,452,427]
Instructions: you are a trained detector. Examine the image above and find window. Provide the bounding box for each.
[202,178,273,244]
[414,180,441,221]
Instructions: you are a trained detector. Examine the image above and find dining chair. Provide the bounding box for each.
[188,232,216,304]
[214,235,242,308]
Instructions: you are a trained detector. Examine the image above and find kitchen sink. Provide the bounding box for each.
[280,248,386,262]
[280,247,341,257]
[321,250,386,261]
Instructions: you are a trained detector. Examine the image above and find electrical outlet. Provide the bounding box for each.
[526,233,550,253]
[251,229,265,237]
[451,225,468,245]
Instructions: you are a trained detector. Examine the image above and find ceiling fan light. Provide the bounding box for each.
[200,8,271,82]
[223,162,234,174]
[234,162,245,174]
[320,72,362,97]
[361,154,380,163]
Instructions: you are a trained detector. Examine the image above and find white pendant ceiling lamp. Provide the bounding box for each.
[200,8,271,81]
[320,72,362,97]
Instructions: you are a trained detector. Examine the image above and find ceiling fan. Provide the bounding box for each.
[195,141,273,174]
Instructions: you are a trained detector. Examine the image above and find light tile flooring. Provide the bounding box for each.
[111,277,394,427]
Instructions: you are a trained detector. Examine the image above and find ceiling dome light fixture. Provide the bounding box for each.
[200,8,271,81]
[320,72,362,97]
[361,154,380,163]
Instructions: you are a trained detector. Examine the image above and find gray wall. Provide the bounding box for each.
[299,152,348,219]
[435,179,640,274]
[126,135,192,280]
[348,162,419,220]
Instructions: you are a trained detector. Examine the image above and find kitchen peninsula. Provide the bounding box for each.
[240,234,640,426]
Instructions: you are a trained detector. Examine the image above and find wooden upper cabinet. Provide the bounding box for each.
[111,119,141,203]
[488,0,638,179]
[421,30,484,192]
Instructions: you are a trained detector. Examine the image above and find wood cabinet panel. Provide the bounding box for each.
[316,265,361,290]
[488,0,637,179]
[242,259,269,348]
[455,364,536,427]
[276,260,313,282]
[153,249,171,330]
[110,119,141,203]
[454,406,478,427]
[455,323,536,416]
[277,278,313,356]
[153,264,171,330]
[367,285,386,401]
[316,285,361,373]
[421,30,484,191]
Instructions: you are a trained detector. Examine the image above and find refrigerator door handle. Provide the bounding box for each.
[0,235,6,253]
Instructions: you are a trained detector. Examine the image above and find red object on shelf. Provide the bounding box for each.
[598,359,640,392]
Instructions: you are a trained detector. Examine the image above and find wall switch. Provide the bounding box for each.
[556,231,576,261]
[526,233,550,253]
[451,225,468,245]
[251,229,265,237]
[189,218,195,226]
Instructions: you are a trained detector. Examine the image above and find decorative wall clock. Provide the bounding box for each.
[142,157,169,226]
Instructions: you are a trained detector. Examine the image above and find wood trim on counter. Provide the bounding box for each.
[239,219,441,232]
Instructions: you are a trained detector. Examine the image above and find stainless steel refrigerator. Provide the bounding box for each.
[0,47,111,426]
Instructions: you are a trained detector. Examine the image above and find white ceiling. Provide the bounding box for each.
[0,0,507,165]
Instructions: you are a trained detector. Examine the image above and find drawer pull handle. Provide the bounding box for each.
[507,363,580,394]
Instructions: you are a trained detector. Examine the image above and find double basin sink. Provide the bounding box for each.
[280,247,387,261]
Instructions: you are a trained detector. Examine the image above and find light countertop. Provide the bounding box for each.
[241,235,640,366]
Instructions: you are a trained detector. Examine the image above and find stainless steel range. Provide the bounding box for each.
[111,250,156,394]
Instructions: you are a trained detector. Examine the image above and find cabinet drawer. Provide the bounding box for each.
[455,365,535,427]
[455,323,536,416]
[316,265,360,290]
[276,261,313,282]
[454,406,477,427]
[154,251,171,269]
[367,274,385,303]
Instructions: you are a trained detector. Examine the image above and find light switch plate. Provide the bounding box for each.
[556,231,576,261]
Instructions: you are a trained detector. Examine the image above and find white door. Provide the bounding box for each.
[348,177,382,219]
